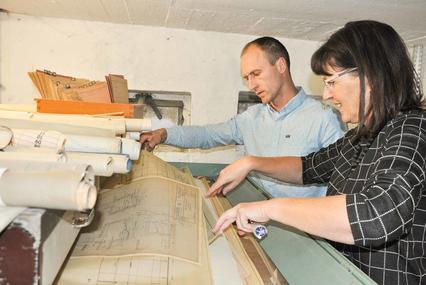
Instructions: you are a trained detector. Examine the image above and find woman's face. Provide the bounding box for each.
[321,65,370,124]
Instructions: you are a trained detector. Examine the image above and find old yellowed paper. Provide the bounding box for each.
[101,150,196,189]
[73,177,201,264]
[58,218,212,285]
[58,151,212,284]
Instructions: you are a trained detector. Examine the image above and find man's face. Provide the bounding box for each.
[240,45,285,105]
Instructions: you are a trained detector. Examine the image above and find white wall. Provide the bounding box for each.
[0,13,324,162]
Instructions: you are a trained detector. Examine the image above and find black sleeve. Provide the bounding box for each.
[302,132,351,185]
[347,116,426,247]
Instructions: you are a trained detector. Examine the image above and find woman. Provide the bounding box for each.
[209,20,425,285]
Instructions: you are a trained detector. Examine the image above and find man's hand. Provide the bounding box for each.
[206,156,253,197]
[139,128,167,151]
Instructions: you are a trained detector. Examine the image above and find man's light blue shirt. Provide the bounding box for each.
[165,88,345,197]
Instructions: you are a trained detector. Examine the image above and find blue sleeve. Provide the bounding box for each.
[318,107,347,148]
[164,117,244,149]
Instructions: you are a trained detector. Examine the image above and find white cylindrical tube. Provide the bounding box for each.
[109,154,132,174]
[0,150,66,163]
[66,152,113,177]
[120,138,141,160]
[124,118,151,132]
[0,111,126,135]
[65,134,121,154]
[3,118,116,137]
[11,129,66,153]
[0,126,13,149]
[0,169,97,211]
[125,132,141,141]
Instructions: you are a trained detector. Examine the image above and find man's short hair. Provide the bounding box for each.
[242,37,291,69]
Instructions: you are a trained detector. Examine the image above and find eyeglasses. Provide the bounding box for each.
[323,67,358,89]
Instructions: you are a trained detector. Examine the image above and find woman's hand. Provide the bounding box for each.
[206,156,253,197]
[212,201,271,236]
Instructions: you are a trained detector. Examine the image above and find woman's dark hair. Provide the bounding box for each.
[242,37,291,70]
[311,20,424,138]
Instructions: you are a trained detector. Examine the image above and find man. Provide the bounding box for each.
[140,37,345,198]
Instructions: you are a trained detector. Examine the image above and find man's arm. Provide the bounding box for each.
[140,119,243,150]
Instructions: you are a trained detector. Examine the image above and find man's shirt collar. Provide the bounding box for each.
[267,87,306,119]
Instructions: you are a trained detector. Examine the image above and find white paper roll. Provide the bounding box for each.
[0,169,97,211]
[0,160,95,189]
[0,104,36,112]
[65,134,121,154]
[125,132,141,141]
[0,168,8,206]
[66,152,113,177]
[0,126,12,149]
[120,138,141,160]
[0,151,66,163]
[124,118,152,132]
[0,159,94,183]
[0,111,126,135]
[0,206,26,233]
[11,129,66,152]
[2,118,115,137]
[109,154,132,174]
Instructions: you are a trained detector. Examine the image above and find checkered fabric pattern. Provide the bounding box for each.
[302,111,426,285]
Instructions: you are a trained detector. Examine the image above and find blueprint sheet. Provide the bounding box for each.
[57,152,213,284]
[73,177,201,264]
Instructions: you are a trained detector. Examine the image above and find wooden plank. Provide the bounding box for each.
[202,178,288,285]
[106,74,129,104]
[35,99,145,118]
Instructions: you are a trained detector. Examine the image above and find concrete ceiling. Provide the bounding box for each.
[1,0,426,44]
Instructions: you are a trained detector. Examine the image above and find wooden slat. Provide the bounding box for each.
[35,99,145,118]
[202,178,288,285]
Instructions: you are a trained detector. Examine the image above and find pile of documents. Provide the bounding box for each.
[0,108,152,221]
[58,151,213,284]
[28,70,129,104]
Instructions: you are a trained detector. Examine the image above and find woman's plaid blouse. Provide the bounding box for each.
[302,111,426,285]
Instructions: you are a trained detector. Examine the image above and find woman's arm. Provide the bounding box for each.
[213,194,354,244]
[206,155,302,196]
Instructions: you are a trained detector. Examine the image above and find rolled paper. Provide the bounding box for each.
[0,168,96,211]
[0,159,92,176]
[2,145,63,154]
[109,154,132,174]
[121,138,141,160]
[125,132,141,141]
[66,152,113,177]
[124,118,151,132]
[2,118,115,137]
[11,129,66,152]
[0,151,66,163]
[0,104,36,112]
[0,161,95,187]
[0,126,13,149]
[65,134,121,154]
[0,111,126,135]
[0,206,25,233]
